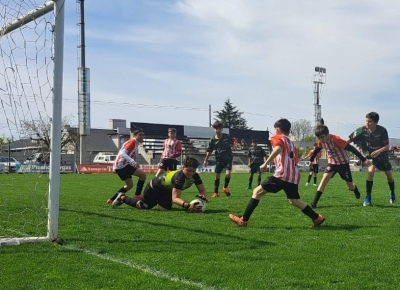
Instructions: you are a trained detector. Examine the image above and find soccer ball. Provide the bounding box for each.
[190,199,206,213]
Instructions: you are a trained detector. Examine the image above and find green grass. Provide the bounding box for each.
[1,172,399,289]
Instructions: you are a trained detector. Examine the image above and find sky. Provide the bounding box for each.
[3,0,400,139]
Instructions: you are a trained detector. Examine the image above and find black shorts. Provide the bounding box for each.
[141,183,172,210]
[310,164,319,174]
[372,158,392,172]
[324,163,353,182]
[159,159,178,171]
[115,165,137,181]
[249,163,262,174]
[260,176,300,199]
[215,159,233,174]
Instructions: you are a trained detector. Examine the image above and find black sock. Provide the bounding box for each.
[123,196,139,208]
[248,176,253,186]
[135,180,145,195]
[366,180,373,197]
[214,179,220,193]
[242,198,259,221]
[312,191,323,206]
[302,205,319,220]
[353,185,360,199]
[257,177,261,186]
[313,177,317,184]
[110,187,128,201]
[307,175,312,183]
[224,177,231,188]
[388,181,395,193]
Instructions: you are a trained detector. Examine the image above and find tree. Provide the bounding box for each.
[290,119,314,141]
[214,98,250,129]
[20,116,78,151]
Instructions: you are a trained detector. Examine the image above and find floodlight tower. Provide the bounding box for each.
[313,67,326,127]
[77,0,90,164]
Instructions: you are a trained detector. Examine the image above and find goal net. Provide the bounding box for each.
[0,0,64,246]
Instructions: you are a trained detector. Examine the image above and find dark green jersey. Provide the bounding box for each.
[247,146,267,164]
[151,170,203,193]
[349,125,389,160]
[206,133,233,162]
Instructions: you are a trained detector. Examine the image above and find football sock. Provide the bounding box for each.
[242,198,259,221]
[224,177,231,188]
[302,205,319,220]
[248,176,253,186]
[110,187,128,201]
[135,180,145,195]
[366,180,373,197]
[388,180,395,193]
[313,176,317,184]
[307,175,312,183]
[353,185,360,199]
[123,196,139,208]
[214,179,220,193]
[312,191,323,205]
[257,177,261,186]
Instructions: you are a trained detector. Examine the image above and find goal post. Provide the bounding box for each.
[0,0,65,246]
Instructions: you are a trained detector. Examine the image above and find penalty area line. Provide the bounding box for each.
[65,245,221,290]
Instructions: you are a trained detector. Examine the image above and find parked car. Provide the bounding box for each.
[0,156,21,173]
[24,153,50,165]
[297,161,311,172]
[93,152,117,164]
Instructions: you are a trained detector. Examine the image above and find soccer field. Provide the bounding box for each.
[1,172,399,289]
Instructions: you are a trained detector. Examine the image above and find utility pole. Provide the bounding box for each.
[313,67,326,127]
[77,0,90,164]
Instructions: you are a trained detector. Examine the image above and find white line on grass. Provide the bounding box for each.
[65,245,222,290]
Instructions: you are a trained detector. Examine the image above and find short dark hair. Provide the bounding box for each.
[212,120,223,129]
[366,112,379,123]
[183,156,199,168]
[133,128,144,135]
[274,118,291,134]
[168,128,176,133]
[315,125,329,138]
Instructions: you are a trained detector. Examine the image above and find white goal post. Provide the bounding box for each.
[0,0,65,246]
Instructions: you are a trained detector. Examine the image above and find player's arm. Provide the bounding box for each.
[309,147,322,163]
[195,183,208,202]
[173,141,182,158]
[344,144,370,166]
[260,145,281,172]
[203,151,212,166]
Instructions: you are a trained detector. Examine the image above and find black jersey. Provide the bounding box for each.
[349,125,389,160]
[247,146,267,164]
[206,133,233,162]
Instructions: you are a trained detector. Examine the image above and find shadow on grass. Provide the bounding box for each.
[60,207,276,248]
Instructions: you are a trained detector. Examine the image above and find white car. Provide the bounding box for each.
[0,156,21,173]
[297,161,311,172]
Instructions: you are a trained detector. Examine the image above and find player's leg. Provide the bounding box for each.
[286,183,325,227]
[107,166,135,204]
[212,164,223,197]
[132,168,146,197]
[365,164,376,206]
[311,170,334,208]
[385,170,396,204]
[222,162,233,196]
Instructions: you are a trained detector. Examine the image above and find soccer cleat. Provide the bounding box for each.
[223,187,231,196]
[106,199,112,204]
[363,196,371,206]
[313,184,317,187]
[246,185,252,190]
[229,214,248,227]
[390,193,396,204]
[211,193,220,198]
[312,214,325,227]
[305,182,309,186]
[354,190,360,199]
[112,192,125,208]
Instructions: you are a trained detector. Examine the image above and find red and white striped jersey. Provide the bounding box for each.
[317,134,349,165]
[161,138,182,160]
[271,134,300,184]
[113,138,139,170]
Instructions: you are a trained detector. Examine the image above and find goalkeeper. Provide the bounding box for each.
[112,156,208,212]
